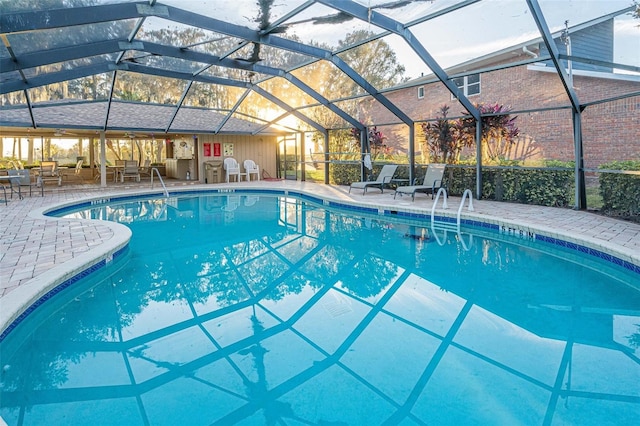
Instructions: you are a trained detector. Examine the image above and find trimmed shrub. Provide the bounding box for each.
[330,163,361,185]
[599,160,640,220]
[445,165,574,207]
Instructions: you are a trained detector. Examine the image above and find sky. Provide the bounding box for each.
[153,0,639,79]
[380,0,639,78]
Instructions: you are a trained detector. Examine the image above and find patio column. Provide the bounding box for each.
[573,110,586,209]
[475,120,482,199]
[408,123,415,185]
[100,131,107,188]
[324,131,329,184]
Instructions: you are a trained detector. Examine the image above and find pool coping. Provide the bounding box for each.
[1,184,638,339]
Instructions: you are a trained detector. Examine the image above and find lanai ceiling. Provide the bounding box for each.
[0,0,638,138]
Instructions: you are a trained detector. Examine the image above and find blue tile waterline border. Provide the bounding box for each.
[5,188,636,343]
[0,245,128,342]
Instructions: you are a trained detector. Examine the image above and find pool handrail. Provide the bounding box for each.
[150,167,169,198]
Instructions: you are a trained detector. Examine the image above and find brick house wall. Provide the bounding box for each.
[363,57,639,168]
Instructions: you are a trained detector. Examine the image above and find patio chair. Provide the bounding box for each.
[120,160,141,183]
[36,161,62,187]
[349,164,397,195]
[8,169,33,197]
[64,159,84,182]
[394,163,446,201]
[224,157,242,182]
[139,159,152,179]
[114,159,126,182]
[243,159,260,181]
[93,162,116,182]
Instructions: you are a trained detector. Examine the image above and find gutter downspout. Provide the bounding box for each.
[522,45,538,58]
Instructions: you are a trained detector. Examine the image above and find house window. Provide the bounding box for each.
[451,73,480,98]
[417,86,425,99]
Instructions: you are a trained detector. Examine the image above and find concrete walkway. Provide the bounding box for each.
[1,179,639,334]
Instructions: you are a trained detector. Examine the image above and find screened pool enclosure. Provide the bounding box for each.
[0,0,638,209]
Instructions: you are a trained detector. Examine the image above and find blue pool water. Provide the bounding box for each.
[1,193,639,425]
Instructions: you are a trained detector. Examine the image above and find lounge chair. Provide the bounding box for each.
[224,158,242,182]
[243,159,260,181]
[349,164,397,195]
[394,163,446,201]
[64,159,84,182]
[36,161,62,187]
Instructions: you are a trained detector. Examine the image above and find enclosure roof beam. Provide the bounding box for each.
[103,71,118,131]
[1,3,413,126]
[318,0,480,121]
[283,73,365,131]
[252,86,326,133]
[526,0,582,112]
[162,5,410,124]
[1,36,364,132]
[138,42,364,130]
[214,89,252,134]
[0,61,249,95]
[1,63,112,95]
[558,54,640,74]
[165,81,194,133]
[0,2,145,33]
[0,39,126,73]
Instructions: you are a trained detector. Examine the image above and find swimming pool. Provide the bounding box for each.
[1,192,639,425]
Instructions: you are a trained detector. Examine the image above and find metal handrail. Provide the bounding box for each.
[430,187,474,251]
[456,189,474,229]
[150,167,169,198]
[430,187,449,223]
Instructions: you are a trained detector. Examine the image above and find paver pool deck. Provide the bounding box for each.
[1,179,639,335]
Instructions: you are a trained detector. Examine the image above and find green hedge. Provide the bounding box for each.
[599,160,640,220]
[332,160,638,219]
[330,163,361,185]
[332,163,575,207]
[445,166,574,207]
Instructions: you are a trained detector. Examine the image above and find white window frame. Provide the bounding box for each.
[417,86,425,99]
[451,74,481,99]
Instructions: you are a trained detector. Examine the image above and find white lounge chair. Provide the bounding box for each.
[349,164,397,195]
[224,158,242,182]
[394,163,446,201]
[243,159,260,181]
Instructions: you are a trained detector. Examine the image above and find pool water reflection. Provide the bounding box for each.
[1,193,639,425]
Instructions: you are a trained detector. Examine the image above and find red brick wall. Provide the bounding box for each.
[364,63,639,167]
